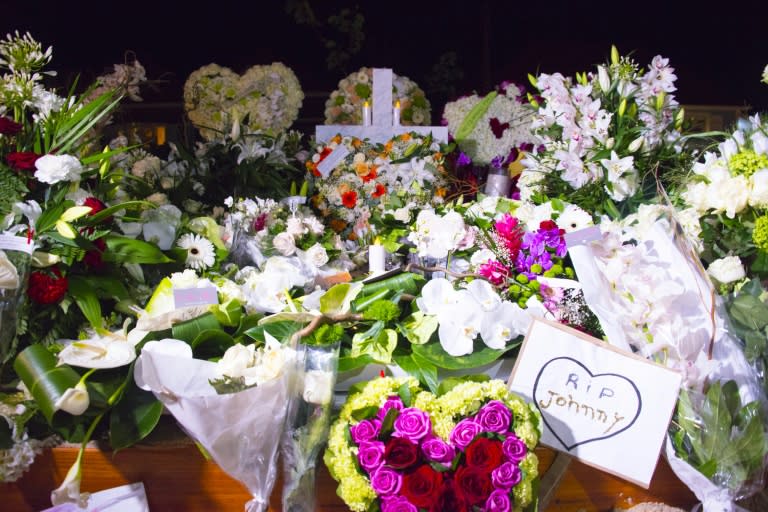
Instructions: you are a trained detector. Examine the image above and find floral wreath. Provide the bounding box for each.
[324,67,431,126]
[184,62,303,141]
[324,376,541,512]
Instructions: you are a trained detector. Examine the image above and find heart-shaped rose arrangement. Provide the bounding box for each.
[183,62,303,141]
[324,377,541,512]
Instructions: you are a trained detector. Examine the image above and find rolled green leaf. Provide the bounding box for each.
[14,345,82,423]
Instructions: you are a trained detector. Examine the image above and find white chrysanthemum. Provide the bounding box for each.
[177,233,216,270]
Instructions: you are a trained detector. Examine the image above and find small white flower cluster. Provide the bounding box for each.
[442,82,535,166]
[184,62,303,141]
[213,334,291,388]
[521,52,680,203]
[682,115,768,219]
[324,67,431,125]
[407,208,469,260]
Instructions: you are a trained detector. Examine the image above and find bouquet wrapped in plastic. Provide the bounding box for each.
[134,334,298,512]
[567,212,768,510]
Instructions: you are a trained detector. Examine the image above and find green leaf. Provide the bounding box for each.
[351,405,378,422]
[244,319,302,344]
[211,299,242,327]
[351,326,397,364]
[437,374,491,396]
[191,329,235,360]
[171,313,220,343]
[412,339,517,370]
[729,294,768,331]
[320,282,364,315]
[360,272,424,298]
[397,381,412,407]
[338,354,375,373]
[399,311,438,345]
[67,275,104,330]
[109,381,163,452]
[35,202,66,233]
[393,352,438,393]
[82,201,155,226]
[102,235,174,264]
[13,345,81,423]
[455,91,498,142]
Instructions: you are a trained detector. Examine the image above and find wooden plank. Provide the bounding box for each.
[0,443,697,511]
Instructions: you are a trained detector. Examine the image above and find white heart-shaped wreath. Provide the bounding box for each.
[183,62,303,141]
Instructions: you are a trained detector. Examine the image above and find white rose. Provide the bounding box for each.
[243,343,288,385]
[286,217,307,238]
[215,344,256,380]
[302,369,334,404]
[714,175,750,218]
[393,205,412,223]
[54,382,90,415]
[34,154,84,184]
[303,216,325,236]
[707,256,746,284]
[272,232,297,256]
[302,243,329,268]
[749,169,768,208]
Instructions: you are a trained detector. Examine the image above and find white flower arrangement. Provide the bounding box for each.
[184,62,303,141]
[324,67,431,125]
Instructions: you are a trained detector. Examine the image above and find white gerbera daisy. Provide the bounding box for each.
[556,204,594,233]
[177,233,215,270]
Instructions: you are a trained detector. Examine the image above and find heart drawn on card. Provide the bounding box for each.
[183,62,303,140]
[532,356,642,450]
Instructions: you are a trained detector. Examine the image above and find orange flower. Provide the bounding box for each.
[338,182,351,194]
[372,183,387,198]
[331,135,342,144]
[329,219,347,233]
[352,137,362,148]
[399,133,412,142]
[435,187,447,198]
[361,165,378,183]
[342,190,358,208]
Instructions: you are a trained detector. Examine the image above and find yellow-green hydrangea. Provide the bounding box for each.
[754,215,768,251]
[513,478,533,509]
[729,150,768,177]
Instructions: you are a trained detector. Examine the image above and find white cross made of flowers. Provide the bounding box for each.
[315,68,448,144]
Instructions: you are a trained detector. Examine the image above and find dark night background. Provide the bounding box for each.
[4,0,768,132]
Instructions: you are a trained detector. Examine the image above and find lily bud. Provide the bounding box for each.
[99,145,110,178]
[576,72,587,86]
[655,92,666,111]
[675,108,685,130]
[597,66,611,93]
[628,103,638,118]
[605,137,615,150]
[611,45,620,65]
[230,115,241,141]
[527,73,538,88]
[618,98,627,118]
[527,93,539,108]
[299,180,309,197]
[628,136,645,153]
[54,381,90,416]
[55,220,77,239]
[60,206,93,222]
[31,251,60,268]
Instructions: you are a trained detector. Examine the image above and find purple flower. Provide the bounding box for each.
[370,466,402,496]
[450,418,482,450]
[457,151,472,167]
[350,418,381,444]
[491,461,522,489]
[357,440,386,472]
[421,435,456,465]
[393,407,432,442]
[476,400,512,434]
[381,495,418,512]
[377,396,405,421]
[502,434,527,464]
[484,488,512,512]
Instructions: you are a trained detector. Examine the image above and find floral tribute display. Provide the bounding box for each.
[324,376,541,512]
[520,46,686,217]
[307,132,447,243]
[324,67,431,125]
[184,62,304,141]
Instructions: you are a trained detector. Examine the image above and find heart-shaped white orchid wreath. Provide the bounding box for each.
[183,62,304,141]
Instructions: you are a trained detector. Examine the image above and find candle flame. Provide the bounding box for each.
[363,100,370,107]
[395,100,401,108]
[373,236,382,245]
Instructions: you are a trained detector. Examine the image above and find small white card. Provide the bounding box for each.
[316,145,350,178]
[173,286,218,308]
[508,318,682,488]
[42,482,149,511]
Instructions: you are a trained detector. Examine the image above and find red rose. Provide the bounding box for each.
[6,151,41,171]
[0,116,22,136]
[430,481,469,512]
[454,464,493,505]
[464,437,503,471]
[384,436,419,470]
[83,237,107,270]
[401,463,443,508]
[28,267,68,305]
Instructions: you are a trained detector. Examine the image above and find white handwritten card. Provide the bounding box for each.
[508,318,682,487]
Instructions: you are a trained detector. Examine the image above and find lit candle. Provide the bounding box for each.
[362,100,372,126]
[393,100,401,126]
[368,238,386,275]
[155,125,166,146]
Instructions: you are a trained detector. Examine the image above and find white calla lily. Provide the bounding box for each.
[53,381,90,416]
[58,332,138,369]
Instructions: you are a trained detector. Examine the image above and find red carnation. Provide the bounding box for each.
[401,463,444,508]
[28,267,68,305]
[83,197,112,223]
[454,464,493,505]
[539,219,560,232]
[464,437,504,471]
[83,237,107,270]
[0,116,22,136]
[341,190,358,209]
[6,151,41,171]
[383,437,419,470]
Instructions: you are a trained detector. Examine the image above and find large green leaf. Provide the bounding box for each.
[320,282,364,315]
[338,354,375,373]
[102,235,174,264]
[351,325,397,364]
[398,311,438,345]
[393,352,438,393]
[729,294,768,331]
[81,201,155,226]
[67,275,104,330]
[13,345,81,423]
[171,313,220,343]
[360,272,424,298]
[109,381,163,452]
[455,91,498,142]
[245,319,302,344]
[412,339,517,370]
[191,329,235,360]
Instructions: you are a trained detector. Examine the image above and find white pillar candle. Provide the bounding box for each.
[393,100,401,126]
[368,241,386,275]
[362,101,372,126]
